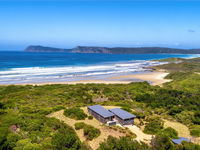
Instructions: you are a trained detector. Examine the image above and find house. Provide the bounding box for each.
[87,105,115,123]
[172,137,190,144]
[109,108,136,125]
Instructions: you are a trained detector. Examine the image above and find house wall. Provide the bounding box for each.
[114,116,134,125]
[88,108,113,123]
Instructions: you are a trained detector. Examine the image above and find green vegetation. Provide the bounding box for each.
[75,122,86,130]
[190,125,200,137]
[99,135,200,150]
[74,122,101,140]
[144,116,164,134]
[88,115,93,120]
[158,127,178,139]
[64,107,87,120]
[157,57,185,62]
[98,136,149,150]
[0,57,200,149]
[83,125,101,141]
[154,57,200,72]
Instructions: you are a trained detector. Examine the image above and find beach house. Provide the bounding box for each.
[109,108,136,125]
[87,105,136,125]
[87,105,115,123]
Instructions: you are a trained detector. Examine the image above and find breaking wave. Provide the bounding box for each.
[0,60,167,84]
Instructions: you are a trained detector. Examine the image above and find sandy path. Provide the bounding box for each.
[124,125,153,144]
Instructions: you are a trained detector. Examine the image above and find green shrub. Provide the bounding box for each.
[180,141,200,150]
[192,111,200,125]
[64,107,87,120]
[144,116,164,134]
[74,122,100,140]
[158,127,178,139]
[88,116,93,120]
[75,122,85,130]
[190,125,200,137]
[52,127,82,149]
[121,107,132,113]
[83,125,101,141]
[98,136,149,150]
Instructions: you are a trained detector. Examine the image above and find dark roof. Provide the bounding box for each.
[172,137,190,144]
[109,108,136,120]
[88,105,114,118]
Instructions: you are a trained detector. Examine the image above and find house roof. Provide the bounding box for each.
[172,137,190,144]
[87,105,114,118]
[109,108,136,120]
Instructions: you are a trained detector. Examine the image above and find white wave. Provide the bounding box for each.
[0,60,167,84]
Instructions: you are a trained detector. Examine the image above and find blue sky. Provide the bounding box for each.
[0,0,200,50]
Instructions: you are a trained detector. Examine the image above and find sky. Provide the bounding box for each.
[0,0,200,50]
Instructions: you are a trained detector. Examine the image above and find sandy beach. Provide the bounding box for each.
[22,71,171,86]
[108,71,172,86]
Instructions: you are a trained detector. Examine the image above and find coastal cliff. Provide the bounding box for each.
[25,45,200,54]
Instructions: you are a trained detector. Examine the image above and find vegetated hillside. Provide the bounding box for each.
[25,45,71,52]
[25,45,200,54]
[0,58,200,149]
[154,57,200,72]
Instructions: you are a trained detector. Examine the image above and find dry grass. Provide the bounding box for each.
[47,107,126,150]
[164,119,190,137]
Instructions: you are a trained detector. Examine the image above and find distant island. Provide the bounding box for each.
[25,45,200,54]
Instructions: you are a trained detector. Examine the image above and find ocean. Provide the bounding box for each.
[0,51,199,84]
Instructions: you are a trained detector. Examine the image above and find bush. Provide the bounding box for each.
[74,122,100,140]
[88,116,93,120]
[192,111,200,125]
[158,127,178,139]
[64,107,87,120]
[75,122,85,130]
[144,116,164,134]
[180,141,200,150]
[98,136,149,150]
[83,125,101,141]
[151,135,175,150]
[190,125,200,137]
[121,107,132,113]
[52,127,82,149]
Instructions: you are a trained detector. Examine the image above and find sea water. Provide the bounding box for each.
[0,51,199,84]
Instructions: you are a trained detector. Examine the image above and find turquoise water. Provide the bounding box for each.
[0,51,199,84]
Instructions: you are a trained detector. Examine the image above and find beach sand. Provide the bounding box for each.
[108,71,172,86]
[25,71,171,86]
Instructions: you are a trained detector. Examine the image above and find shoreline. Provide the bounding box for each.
[1,71,171,86]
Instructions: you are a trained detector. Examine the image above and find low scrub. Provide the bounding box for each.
[190,125,200,137]
[64,107,87,120]
[158,127,178,139]
[74,122,101,140]
[144,116,164,134]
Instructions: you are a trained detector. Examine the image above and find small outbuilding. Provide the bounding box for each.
[109,108,136,125]
[172,137,190,144]
[87,105,115,123]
